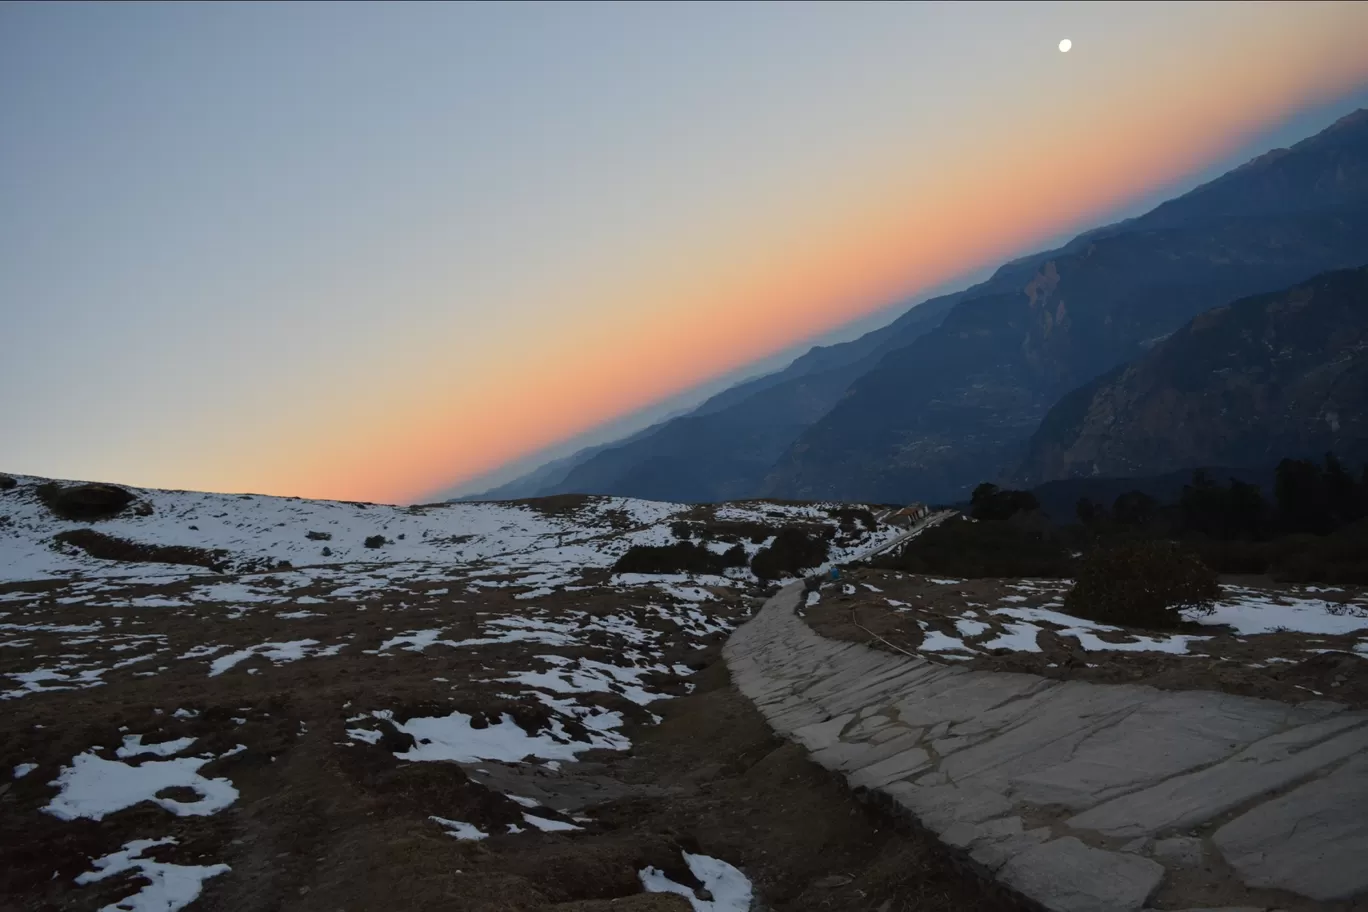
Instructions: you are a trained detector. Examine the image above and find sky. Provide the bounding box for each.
[3,1,1368,505]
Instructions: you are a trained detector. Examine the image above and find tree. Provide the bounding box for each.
[971,483,1000,513]
[1179,470,1224,538]
[1076,497,1107,526]
[1275,458,1331,535]
[1324,453,1362,526]
[1112,491,1159,527]
[970,483,1040,521]
[1224,479,1270,540]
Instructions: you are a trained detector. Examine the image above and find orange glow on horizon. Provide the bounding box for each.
[220,63,1368,505]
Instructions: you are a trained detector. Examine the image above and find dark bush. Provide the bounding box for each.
[1180,472,1270,540]
[707,520,777,544]
[0,474,16,491]
[831,507,875,529]
[871,517,1073,578]
[1075,497,1107,526]
[1112,490,1160,527]
[970,483,1040,521]
[1188,537,1271,575]
[670,521,696,539]
[53,528,231,571]
[364,535,387,548]
[514,493,594,516]
[1271,454,1368,535]
[306,530,333,541]
[613,541,735,574]
[1064,541,1218,630]
[750,528,830,581]
[36,482,136,521]
[321,546,333,557]
[1267,523,1368,584]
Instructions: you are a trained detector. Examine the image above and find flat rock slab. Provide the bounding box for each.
[723,576,1368,911]
[998,837,1164,912]
[1213,753,1368,901]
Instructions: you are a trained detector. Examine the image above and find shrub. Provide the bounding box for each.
[36,482,135,521]
[1165,524,1368,583]
[831,507,875,529]
[706,520,777,544]
[306,530,333,541]
[515,493,594,516]
[52,528,232,571]
[613,541,734,574]
[1064,541,1218,630]
[1188,537,1271,575]
[1112,490,1160,527]
[872,517,1073,578]
[970,483,1040,521]
[750,528,830,581]
[670,520,696,539]
[364,535,387,548]
[1267,523,1368,584]
[0,474,16,491]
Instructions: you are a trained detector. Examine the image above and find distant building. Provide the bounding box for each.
[889,502,930,527]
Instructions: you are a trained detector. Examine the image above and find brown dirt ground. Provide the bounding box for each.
[805,567,1368,708]
[0,566,1024,912]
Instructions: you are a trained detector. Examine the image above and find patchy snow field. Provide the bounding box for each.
[0,473,904,583]
[0,472,911,911]
[807,568,1368,706]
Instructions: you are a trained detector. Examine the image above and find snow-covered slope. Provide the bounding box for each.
[0,473,903,583]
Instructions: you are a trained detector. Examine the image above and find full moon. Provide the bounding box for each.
[1059,38,1072,53]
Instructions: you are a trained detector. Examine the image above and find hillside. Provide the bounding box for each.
[503,290,960,502]
[757,109,1368,504]
[3,473,1009,912]
[0,473,901,583]
[1015,265,1368,485]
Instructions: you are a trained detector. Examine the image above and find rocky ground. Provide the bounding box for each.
[804,567,1368,707]
[0,566,1024,912]
[0,474,1019,912]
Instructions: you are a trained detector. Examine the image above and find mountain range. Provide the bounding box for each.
[1015,265,1368,485]
[466,109,1368,506]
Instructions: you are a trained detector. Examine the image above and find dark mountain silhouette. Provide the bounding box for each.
[1015,265,1368,486]
[758,109,1368,504]
[464,109,1368,507]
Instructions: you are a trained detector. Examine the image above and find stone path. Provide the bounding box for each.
[724,579,1368,912]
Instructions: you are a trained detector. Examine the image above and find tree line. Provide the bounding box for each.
[1074,454,1368,541]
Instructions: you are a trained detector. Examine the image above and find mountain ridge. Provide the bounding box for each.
[467,108,1368,507]
[1014,264,1368,485]
[759,108,1368,504]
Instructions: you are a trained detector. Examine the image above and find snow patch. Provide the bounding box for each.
[75,838,229,912]
[45,752,238,821]
[640,851,753,912]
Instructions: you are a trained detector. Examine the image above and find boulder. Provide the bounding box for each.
[38,482,136,520]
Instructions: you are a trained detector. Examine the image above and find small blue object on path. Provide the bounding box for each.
[829,567,840,581]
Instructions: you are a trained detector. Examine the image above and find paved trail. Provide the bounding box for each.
[725,571,1368,912]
